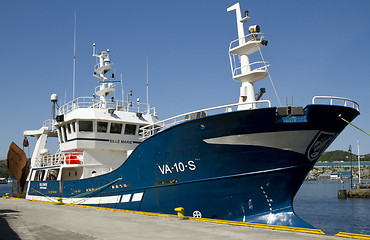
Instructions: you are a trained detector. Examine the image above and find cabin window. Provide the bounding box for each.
[62,126,68,141]
[67,123,72,134]
[79,121,93,132]
[71,122,76,132]
[124,124,137,135]
[97,121,108,133]
[110,123,122,134]
[34,170,45,181]
[57,127,64,143]
[46,169,60,181]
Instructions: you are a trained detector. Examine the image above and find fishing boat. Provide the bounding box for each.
[7,3,360,228]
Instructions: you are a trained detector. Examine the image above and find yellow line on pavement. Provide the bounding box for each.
[335,232,370,239]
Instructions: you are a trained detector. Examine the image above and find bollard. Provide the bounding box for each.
[5,193,10,198]
[174,207,185,217]
[56,197,64,205]
[337,189,347,199]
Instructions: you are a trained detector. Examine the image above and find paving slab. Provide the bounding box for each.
[0,198,352,240]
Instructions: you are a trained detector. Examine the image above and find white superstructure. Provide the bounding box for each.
[24,45,158,181]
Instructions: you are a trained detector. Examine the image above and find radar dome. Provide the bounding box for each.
[50,94,58,102]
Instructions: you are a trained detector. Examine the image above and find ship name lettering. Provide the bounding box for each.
[109,139,133,144]
[188,160,196,170]
[157,161,197,175]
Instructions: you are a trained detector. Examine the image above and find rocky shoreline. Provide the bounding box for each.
[307,165,370,180]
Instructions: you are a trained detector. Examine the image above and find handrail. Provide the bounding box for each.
[229,33,266,51]
[37,154,65,167]
[57,97,156,116]
[312,96,359,111]
[37,152,84,167]
[94,60,113,72]
[233,61,270,78]
[43,119,53,130]
[95,83,116,94]
[140,100,271,140]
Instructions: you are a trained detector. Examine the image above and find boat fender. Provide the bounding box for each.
[23,136,29,147]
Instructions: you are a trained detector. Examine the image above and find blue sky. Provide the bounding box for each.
[1,0,369,159]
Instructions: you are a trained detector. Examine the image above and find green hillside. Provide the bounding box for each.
[0,160,11,178]
[318,150,370,162]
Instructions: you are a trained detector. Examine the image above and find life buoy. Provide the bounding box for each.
[65,154,80,164]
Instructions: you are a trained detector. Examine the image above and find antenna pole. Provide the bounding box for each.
[146,57,149,114]
[72,11,77,100]
[357,139,361,184]
[120,73,124,108]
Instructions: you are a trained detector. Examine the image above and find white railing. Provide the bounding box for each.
[232,61,270,79]
[140,100,271,140]
[94,83,117,95]
[43,119,53,130]
[57,97,156,116]
[94,61,112,73]
[312,96,359,111]
[36,154,64,167]
[35,152,84,167]
[229,33,266,51]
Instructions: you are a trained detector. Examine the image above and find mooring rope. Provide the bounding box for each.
[70,177,122,204]
[256,41,282,107]
[31,188,59,203]
[31,177,122,204]
[339,115,370,136]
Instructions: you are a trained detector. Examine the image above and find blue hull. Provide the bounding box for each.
[26,104,359,228]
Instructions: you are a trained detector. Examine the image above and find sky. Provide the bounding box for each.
[0,0,369,159]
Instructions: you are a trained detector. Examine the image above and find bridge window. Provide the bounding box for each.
[57,127,64,143]
[34,170,45,181]
[125,124,137,135]
[110,123,122,134]
[79,121,93,132]
[67,123,72,134]
[71,122,76,132]
[46,169,60,181]
[62,125,68,141]
[97,121,108,133]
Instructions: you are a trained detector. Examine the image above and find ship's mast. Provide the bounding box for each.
[92,43,116,107]
[228,3,269,110]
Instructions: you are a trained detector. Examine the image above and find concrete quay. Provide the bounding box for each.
[0,198,366,240]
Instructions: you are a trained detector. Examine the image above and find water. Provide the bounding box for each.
[1,182,369,236]
[294,180,370,235]
[0,183,12,196]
